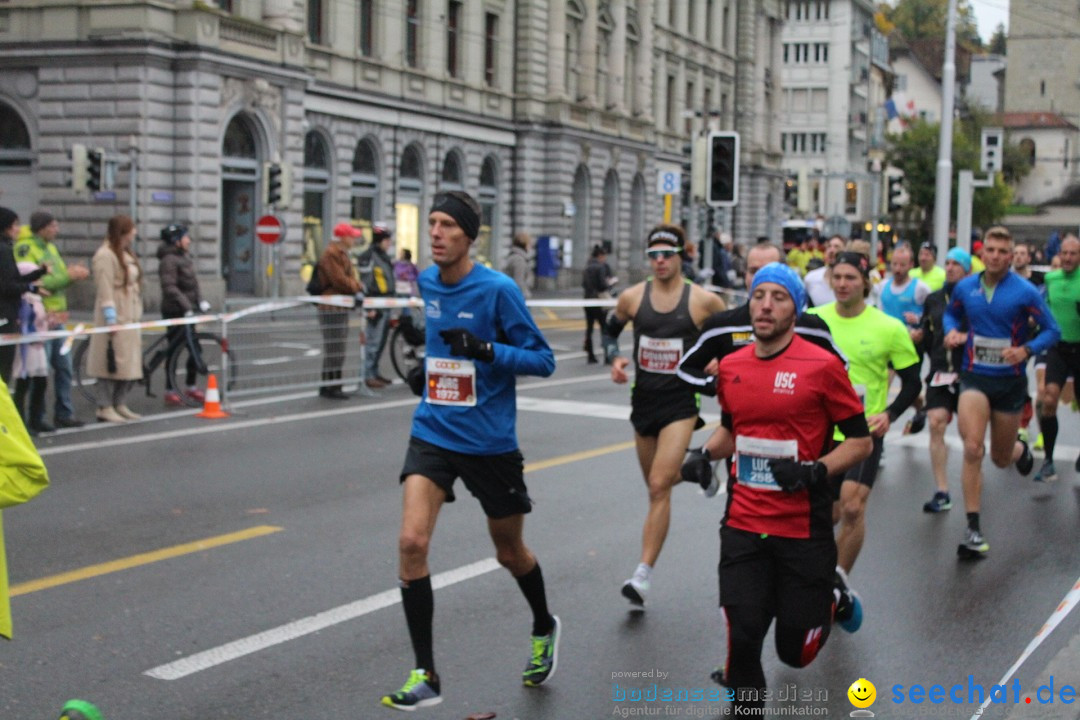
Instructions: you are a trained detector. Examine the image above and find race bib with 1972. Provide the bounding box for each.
[424,357,477,407]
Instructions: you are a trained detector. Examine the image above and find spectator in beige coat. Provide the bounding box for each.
[87,215,144,423]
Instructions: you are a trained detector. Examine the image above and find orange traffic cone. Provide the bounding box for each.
[195,374,230,419]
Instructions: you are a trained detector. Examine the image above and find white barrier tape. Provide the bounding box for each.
[968,575,1080,719]
[0,289,748,346]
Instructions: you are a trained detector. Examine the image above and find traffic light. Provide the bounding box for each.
[706,131,740,207]
[981,127,1004,173]
[86,147,104,192]
[264,162,282,207]
[887,175,903,213]
[71,144,88,193]
[784,175,798,208]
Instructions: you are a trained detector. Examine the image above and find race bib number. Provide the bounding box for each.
[424,357,477,407]
[734,435,799,492]
[972,335,1011,367]
[930,371,958,387]
[637,335,684,374]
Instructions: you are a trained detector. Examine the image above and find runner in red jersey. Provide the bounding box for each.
[682,262,871,715]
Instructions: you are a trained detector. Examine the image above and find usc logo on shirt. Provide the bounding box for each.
[774,371,797,395]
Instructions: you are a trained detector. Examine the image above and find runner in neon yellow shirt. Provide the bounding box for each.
[910,241,946,292]
[807,251,921,615]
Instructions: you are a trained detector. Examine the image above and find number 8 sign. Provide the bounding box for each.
[656,170,681,196]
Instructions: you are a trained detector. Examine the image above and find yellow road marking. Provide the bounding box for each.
[10,525,282,597]
[525,440,637,472]
[542,307,559,320]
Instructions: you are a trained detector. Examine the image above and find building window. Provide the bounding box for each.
[895,75,907,91]
[359,0,374,56]
[485,13,499,86]
[598,6,613,108]
[218,0,233,11]
[1020,138,1036,166]
[669,0,677,27]
[815,43,828,63]
[567,1,585,100]
[845,181,858,215]
[666,74,677,129]
[307,0,323,44]
[706,0,714,43]
[405,0,420,68]
[687,0,695,35]
[685,81,695,135]
[441,150,463,189]
[351,139,380,230]
[722,2,729,49]
[626,17,640,113]
[447,1,461,78]
[0,102,32,168]
[816,0,829,19]
[477,156,499,267]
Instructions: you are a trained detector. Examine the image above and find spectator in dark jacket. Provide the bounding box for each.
[156,224,210,406]
[0,207,48,384]
[582,244,615,364]
[357,223,396,388]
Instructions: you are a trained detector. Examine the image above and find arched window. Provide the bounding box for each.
[397,143,425,263]
[0,102,31,167]
[602,169,620,258]
[441,149,464,190]
[477,155,499,267]
[630,173,647,273]
[351,137,380,228]
[1020,137,1036,166]
[566,0,585,101]
[303,130,332,260]
[572,164,591,269]
[223,115,258,159]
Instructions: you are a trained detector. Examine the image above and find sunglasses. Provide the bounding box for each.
[646,248,680,260]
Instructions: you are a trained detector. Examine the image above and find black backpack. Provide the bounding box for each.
[306,265,324,295]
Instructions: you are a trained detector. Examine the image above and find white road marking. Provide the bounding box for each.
[517,396,720,424]
[144,558,501,681]
[39,374,615,456]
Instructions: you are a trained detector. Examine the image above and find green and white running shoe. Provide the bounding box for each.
[522,615,561,687]
[381,668,442,711]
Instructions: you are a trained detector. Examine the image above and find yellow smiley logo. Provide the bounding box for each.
[847,678,877,709]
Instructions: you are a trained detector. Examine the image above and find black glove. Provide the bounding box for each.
[766,459,828,493]
[681,447,713,489]
[438,327,495,362]
[406,366,425,397]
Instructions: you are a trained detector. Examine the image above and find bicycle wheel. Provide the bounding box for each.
[71,338,98,405]
[389,325,425,382]
[165,332,238,407]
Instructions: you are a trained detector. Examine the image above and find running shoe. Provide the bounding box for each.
[1033,432,1044,451]
[958,528,989,559]
[904,410,927,435]
[184,387,206,403]
[1034,459,1058,483]
[522,615,561,687]
[1015,437,1034,476]
[621,574,649,609]
[381,668,442,711]
[833,568,863,633]
[922,491,952,513]
[164,391,183,406]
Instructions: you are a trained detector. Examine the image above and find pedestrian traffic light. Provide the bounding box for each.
[980,127,1004,173]
[706,131,740,207]
[71,144,88,193]
[887,175,903,213]
[86,147,104,192]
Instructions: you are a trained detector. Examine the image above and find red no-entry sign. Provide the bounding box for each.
[255,215,284,244]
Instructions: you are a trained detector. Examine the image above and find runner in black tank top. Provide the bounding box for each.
[603,225,727,609]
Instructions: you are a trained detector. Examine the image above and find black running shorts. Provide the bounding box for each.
[924,382,959,414]
[959,371,1028,414]
[836,434,884,489]
[1045,342,1080,389]
[400,436,531,519]
[630,387,703,438]
[719,526,836,628]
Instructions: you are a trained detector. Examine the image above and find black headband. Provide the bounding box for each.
[647,228,684,251]
[832,251,870,278]
[430,193,480,240]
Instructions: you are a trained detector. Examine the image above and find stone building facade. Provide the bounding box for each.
[0,0,784,304]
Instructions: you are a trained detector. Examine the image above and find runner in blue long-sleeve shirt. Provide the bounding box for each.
[943,226,1061,559]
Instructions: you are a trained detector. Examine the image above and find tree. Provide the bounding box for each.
[881,0,982,49]
[885,114,1029,237]
[988,22,1007,55]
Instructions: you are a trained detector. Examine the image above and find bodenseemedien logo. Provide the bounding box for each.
[847,678,877,717]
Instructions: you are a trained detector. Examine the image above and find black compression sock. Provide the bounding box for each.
[1040,415,1059,462]
[966,512,980,533]
[515,563,555,636]
[400,575,435,673]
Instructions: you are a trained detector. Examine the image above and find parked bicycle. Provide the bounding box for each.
[73,322,236,408]
[388,308,425,382]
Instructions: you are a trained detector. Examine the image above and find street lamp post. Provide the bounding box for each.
[932,0,959,259]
